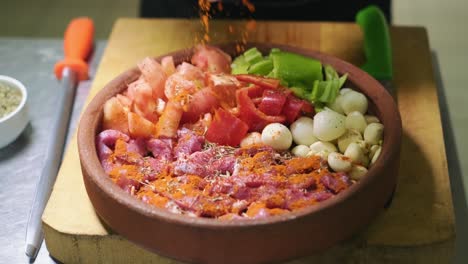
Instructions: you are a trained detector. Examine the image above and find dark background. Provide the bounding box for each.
[140,0,392,22]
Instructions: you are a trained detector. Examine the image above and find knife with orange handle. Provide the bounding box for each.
[25,17,94,260]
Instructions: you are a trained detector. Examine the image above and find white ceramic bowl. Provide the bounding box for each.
[0,75,29,148]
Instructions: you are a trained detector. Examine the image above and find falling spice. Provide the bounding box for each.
[197,0,256,47]
[0,81,22,119]
[198,0,213,44]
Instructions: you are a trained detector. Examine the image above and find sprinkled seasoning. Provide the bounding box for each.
[0,81,22,119]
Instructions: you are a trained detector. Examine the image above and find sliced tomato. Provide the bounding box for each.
[156,101,183,138]
[281,94,315,124]
[301,100,315,116]
[127,78,160,122]
[181,87,219,124]
[116,94,132,108]
[205,108,249,147]
[102,97,129,134]
[246,85,266,99]
[137,57,167,100]
[191,45,232,74]
[161,56,176,76]
[236,87,286,132]
[258,89,287,116]
[128,112,156,139]
[206,73,240,109]
[235,74,280,89]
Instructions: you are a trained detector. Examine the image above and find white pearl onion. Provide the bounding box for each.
[327,94,344,114]
[355,139,370,154]
[313,109,346,141]
[369,145,380,160]
[345,111,367,134]
[261,123,293,151]
[340,88,353,95]
[290,117,318,145]
[364,123,384,145]
[341,90,368,114]
[328,152,352,172]
[349,164,368,181]
[240,132,262,148]
[344,142,364,163]
[370,146,382,166]
[365,115,380,124]
[291,145,311,157]
[309,141,337,155]
[337,129,362,153]
[313,150,330,160]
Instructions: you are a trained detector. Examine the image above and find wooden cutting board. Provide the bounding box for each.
[42,18,455,263]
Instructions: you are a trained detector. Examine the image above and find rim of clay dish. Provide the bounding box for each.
[78,42,402,229]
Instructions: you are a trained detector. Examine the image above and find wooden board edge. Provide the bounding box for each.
[43,223,454,264]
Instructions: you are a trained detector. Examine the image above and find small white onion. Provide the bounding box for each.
[345,111,367,134]
[370,146,382,166]
[365,115,380,124]
[240,132,262,148]
[290,117,318,145]
[369,145,380,160]
[328,152,352,172]
[340,88,353,95]
[341,90,368,114]
[312,150,330,160]
[355,139,370,154]
[364,123,384,145]
[309,141,337,155]
[261,123,293,151]
[313,109,346,142]
[291,145,311,157]
[344,142,364,163]
[337,129,362,153]
[327,94,344,114]
[349,164,368,181]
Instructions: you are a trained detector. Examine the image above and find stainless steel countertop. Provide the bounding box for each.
[0,38,466,264]
[0,38,105,264]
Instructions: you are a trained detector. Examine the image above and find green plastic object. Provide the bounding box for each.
[356,5,393,80]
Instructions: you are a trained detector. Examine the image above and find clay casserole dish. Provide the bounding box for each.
[78,43,402,264]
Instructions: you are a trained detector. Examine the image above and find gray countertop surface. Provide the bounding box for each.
[0,38,466,264]
[0,38,105,264]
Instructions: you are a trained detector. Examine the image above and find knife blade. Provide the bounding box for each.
[25,17,94,260]
[356,5,394,97]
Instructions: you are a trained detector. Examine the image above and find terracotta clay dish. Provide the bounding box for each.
[78,43,402,264]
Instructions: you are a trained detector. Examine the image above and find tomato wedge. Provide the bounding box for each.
[205,108,249,147]
[246,85,266,99]
[181,87,219,124]
[156,101,183,138]
[258,89,287,116]
[128,112,156,139]
[281,94,315,124]
[206,73,239,109]
[236,87,286,132]
[235,74,280,89]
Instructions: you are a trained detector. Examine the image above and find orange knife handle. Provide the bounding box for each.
[54,17,94,81]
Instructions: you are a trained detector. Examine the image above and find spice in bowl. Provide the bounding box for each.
[0,75,28,148]
[0,81,23,119]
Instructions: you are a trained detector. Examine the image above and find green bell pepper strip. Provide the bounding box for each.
[248,59,274,76]
[231,55,250,75]
[243,47,263,64]
[270,51,323,88]
[324,64,339,80]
